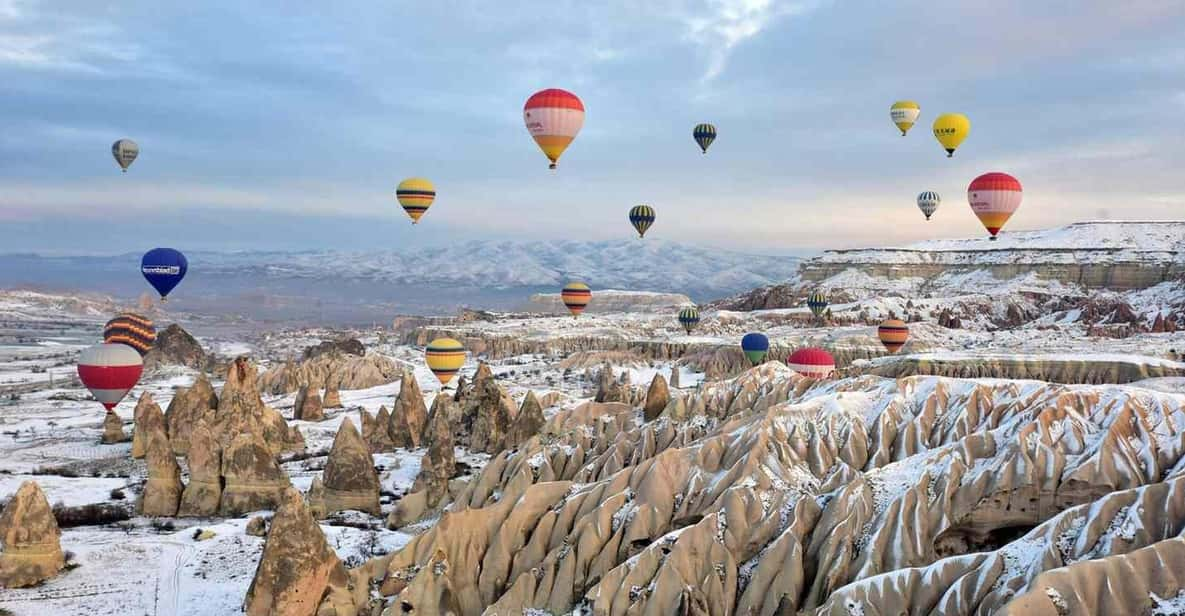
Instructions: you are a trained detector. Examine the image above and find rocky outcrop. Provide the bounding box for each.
[301,337,365,361]
[245,516,267,537]
[178,420,222,517]
[593,363,631,403]
[164,374,218,455]
[463,377,515,454]
[0,481,65,588]
[642,373,669,421]
[861,354,1185,384]
[143,323,208,370]
[101,410,125,444]
[322,384,342,409]
[212,358,304,454]
[259,352,399,395]
[140,428,183,517]
[669,366,680,389]
[506,391,544,447]
[243,487,348,616]
[388,395,457,529]
[389,371,428,449]
[367,406,396,453]
[131,392,166,459]
[306,476,326,521]
[321,419,380,516]
[220,432,290,517]
[293,385,324,422]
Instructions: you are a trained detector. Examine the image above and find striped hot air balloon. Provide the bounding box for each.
[396,178,436,224]
[523,88,584,170]
[425,338,465,386]
[677,306,700,334]
[629,205,656,238]
[77,343,143,410]
[103,312,156,356]
[693,123,716,154]
[741,332,769,366]
[787,347,835,379]
[917,191,941,221]
[806,291,828,319]
[877,319,909,353]
[968,172,1022,240]
[561,281,592,317]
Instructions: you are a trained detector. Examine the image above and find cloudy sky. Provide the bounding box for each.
[1,0,1182,255]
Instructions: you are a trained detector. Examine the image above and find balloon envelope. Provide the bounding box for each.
[78,343,143,410]
[932,113,970,157]
[787,347,835,379]
[141,248,188,300]
[877,319,909,353]
[523,89,584,169]
[677,306,700,334]
[806,291,828,318]
[693,123,716,153]
[890,101,920,136]
[561,281,591,317]
[967,172,1022,240]
[112,139,139,172]
[103,312,156,356]
[629,205,655,238]
[917,191,941,220]
[740,332,769,366]
[425,338,465,386]
[396,178,436,224]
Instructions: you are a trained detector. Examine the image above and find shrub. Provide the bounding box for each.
[109,488,126,501]
[52,503,131,527]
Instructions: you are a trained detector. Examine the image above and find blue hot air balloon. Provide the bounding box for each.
[141,248,187,301]
[740,332,770,366]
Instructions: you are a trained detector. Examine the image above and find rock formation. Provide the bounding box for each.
[301,337,365,361]
[306,476,326,520]
[389,371,428,449]
[243,487,349,616]
[642,372,669,421]
[259,351,399,395]
[164,373,219,455]
[212,357,304,454]
[140,427,183,517]
[322,383,343,409]
[0,481,65,588]
[463,376,515,454]
[293,385,324,422]
[143,323,208,370]
[321,419,381,516]
[130,391,166,459]
[367,406,396,453]
[506,391,544,447]
[101,410,125,444]
[594,363,630,403]
[669,366,681,389]
[245,516,267,537]
[220,431,290,516]
[388,395,457,529]
[178,420,222,517]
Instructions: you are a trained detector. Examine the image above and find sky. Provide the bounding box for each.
[1,0,1182,255]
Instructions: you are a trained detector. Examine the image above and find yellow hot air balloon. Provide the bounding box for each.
[890,101,920,136]
[396,178,435,224]
[932,113,970,157]
[425,337,465,386]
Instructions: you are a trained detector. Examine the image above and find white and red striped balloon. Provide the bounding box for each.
[787,347,836,379]
[967,172,1022,240]
[77,343,143,410]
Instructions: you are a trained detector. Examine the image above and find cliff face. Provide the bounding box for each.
[800,259,1184,290]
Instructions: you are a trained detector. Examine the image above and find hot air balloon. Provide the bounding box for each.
[112,139,139,172]
[103,313,156,356]
[968,172,1022,241]
[77,343,143,410]
[740,332,769,366]
[523,88,584,170]
[932,113,970,157]
[561,281,591,317]
[917,191,941,221]
[396,178,435,224]
[787,347,835,379]
[693,123,716,153]
[806,291,828,320]
[890,101,920,136]
[141,248,187,301]
[629,205,656,238]
[677,306,700,334]
[425,337,465,386]
[877,319,909,353]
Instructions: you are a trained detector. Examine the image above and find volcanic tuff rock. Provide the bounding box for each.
[300,337,365,361]
[131,391,166,459]
[178,419,222,517]
[293,385,324,422]
[259,352,399,395]
[389,395,458,529]
[321,419,381,516]
[244,487,349,616]
[164,373,219,455]
[861,354,1185,384]
[464,377,516,454]
[213,357,304,454]
[389,371,428,449]
[506,390,544,447]
[642,372,670,421]
[141,427,183,517]
[368,406,396,453]
[245,516,267,537]
[0,481,65,588]
[669,366,681,389]
[220,431,291,516]
[322,384,343,408]
[306,476,326,521]
[101,409,125,444]
[143,323,208,371]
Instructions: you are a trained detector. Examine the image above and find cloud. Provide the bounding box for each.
[675,0,822,82]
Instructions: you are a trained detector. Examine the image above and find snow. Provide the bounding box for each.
[1152,590,1185,616]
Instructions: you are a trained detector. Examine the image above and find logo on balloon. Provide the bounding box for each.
[142,265,181,275]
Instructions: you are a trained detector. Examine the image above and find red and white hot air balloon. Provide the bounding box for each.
[523,88,584,170]
[967,172,1022,241]
[787,347,836,379]
[77,343,143,410]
